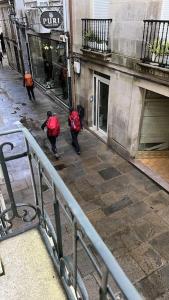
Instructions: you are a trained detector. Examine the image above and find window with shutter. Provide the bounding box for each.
[93,0,111,19]
[161,0,169,19]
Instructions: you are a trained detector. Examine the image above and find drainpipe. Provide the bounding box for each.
[63,0,72,108]
[69,0,76,106]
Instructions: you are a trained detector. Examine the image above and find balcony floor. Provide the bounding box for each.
[0,229,66,300]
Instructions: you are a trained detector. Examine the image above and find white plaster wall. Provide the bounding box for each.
[75,60,148,156]
[72,0,164,58]
[110,72,134,148]
[127,83,145,156]
[111,0,163,58]
[72,0,90,53]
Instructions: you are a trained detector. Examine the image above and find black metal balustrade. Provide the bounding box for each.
[141,20,169,68]
[0,125,142,300]
[82,19,112,53]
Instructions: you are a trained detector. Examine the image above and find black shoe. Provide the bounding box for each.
[77,151,80,155]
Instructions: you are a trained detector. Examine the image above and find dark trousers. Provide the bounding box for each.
[71,131,80,153]
[48,135,57,154]
[26,86,35,100]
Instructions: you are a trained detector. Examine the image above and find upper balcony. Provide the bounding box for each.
[141,20,169,69]
[81,18,112,56]
[0,125,142,300]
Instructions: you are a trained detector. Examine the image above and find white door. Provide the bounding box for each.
[93,75,109,134]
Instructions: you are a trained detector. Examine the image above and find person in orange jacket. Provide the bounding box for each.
[23,71,35,101]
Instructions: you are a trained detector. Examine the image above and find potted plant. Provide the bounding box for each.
[148,40,169,66]
[84,30,108,51]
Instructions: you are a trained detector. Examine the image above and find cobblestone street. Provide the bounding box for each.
[1,61,169,299]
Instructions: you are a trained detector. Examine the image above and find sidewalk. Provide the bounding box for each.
[1,62,169,299]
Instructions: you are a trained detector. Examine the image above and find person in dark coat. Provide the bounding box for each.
[68,108,81,155]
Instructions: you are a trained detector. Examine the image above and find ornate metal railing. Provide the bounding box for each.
[141,20,169,68]
[82,19,112,53]
[0,125,142,300]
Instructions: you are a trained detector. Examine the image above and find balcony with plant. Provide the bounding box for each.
[141,20,169,68]
[82,19,112,54]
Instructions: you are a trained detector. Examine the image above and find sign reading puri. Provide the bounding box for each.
[40,11,63,29]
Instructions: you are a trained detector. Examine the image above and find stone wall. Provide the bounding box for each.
[111,0,162,59]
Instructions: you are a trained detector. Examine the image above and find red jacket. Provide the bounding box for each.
[42,116,60,137]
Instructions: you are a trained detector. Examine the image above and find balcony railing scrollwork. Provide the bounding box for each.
[141,20,169,68]
[0,125,142,300]
[82,18,112,54]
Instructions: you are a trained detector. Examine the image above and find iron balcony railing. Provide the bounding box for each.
[141,20,169,68]
[0,125,142,300]
[82,18,112,53]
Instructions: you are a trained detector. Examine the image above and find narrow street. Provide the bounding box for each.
[1,60,169,299]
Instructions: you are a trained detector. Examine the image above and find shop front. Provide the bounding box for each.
[28,34,68,106]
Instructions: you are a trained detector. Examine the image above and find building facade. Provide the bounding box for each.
[25,0,69,106]
[0,0,69,106]
[0,0,23,71]
[71,0,169,159]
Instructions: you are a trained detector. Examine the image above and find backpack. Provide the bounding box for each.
[24,74,33,87]
[69,111,81,132]
[77,105,84,119]
[47,116,60,136]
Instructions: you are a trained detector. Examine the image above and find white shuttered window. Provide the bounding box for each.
[93,0,111,19]
[161,0,169,19]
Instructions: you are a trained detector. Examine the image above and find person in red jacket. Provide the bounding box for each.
[68,108,81,155]
[41,111,60,158]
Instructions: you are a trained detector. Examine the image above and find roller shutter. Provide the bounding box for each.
[93,0,111,18]
[161,0,169,19]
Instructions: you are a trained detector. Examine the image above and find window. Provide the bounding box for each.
[93,0,111,18]
[28,35,68,105]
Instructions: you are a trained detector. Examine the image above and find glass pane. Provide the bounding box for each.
[99,81,109,132]
[28,35,68,105]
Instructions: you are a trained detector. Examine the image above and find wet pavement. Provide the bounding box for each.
[1,60,169,299]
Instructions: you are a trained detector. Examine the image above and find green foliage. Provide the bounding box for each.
[84,30,102,43]
[148,40,169,56]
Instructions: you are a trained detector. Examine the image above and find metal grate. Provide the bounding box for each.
[82,18,112,53]
[141,20,169,68]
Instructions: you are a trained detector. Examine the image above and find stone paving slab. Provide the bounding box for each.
[130,242,166,276]
[1,62,169,298]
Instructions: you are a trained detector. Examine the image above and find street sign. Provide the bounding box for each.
[40,11,63,29]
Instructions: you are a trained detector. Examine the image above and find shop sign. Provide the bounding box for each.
[40,11,63,29]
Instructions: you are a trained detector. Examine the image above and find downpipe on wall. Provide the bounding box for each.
[63,0,72,108]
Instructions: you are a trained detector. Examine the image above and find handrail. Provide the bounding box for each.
[0,125,142,300]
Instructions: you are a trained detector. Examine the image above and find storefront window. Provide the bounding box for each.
[28,35,68,106]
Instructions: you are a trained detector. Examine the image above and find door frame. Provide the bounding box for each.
[92,73,110,136]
